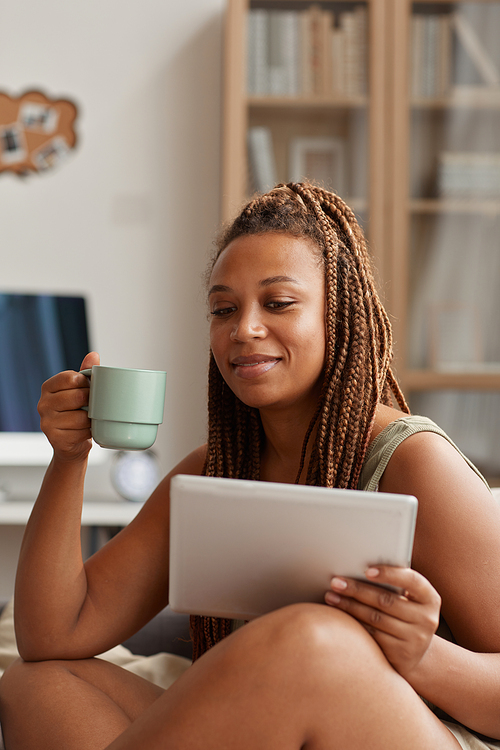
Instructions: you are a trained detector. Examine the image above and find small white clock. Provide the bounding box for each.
[110,450,161,502]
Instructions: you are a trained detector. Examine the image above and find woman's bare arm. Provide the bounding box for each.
[14,353,206,661]
[327,428,500,737]
[382,431,500,652]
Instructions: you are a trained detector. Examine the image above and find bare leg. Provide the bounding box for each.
[0,656,163,750]
[0,604,461,750]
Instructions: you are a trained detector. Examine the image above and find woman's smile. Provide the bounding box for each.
[231,354,282,379]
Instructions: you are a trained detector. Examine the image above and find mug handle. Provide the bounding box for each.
[80,368,92,412]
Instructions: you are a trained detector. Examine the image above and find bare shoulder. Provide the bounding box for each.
[168,443,207,479]
[379,424,500,651]
[371,403,490,504]
[371,403,408,442]
[144,443,207,509]
[378,425,490,501]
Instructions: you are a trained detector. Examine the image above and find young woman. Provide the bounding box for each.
[1,183,500,750]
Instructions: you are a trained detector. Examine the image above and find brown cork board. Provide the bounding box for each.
[0,90,78,175]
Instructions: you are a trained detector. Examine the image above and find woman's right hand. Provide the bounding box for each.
[38,351,100,463]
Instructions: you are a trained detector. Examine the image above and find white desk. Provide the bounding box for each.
[0,498,145,526]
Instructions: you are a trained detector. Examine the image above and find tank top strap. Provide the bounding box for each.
[358,415,489,492]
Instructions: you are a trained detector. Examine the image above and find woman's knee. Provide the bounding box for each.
[193,602,392,722]
[253,601,374,649]
[0,657,66,716]
[226,602,383,682]
[0,657,42,727]
[0,658,30,705]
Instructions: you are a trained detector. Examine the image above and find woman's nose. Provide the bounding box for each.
[230,307,266,342]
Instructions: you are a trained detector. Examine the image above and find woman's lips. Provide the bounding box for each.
[231,356,281,379]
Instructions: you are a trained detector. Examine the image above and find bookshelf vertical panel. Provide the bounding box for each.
[388,0,412,381]
[222,0,249,221]
[367,0,389,293]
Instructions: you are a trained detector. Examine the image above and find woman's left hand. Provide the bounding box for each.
[325,566,441,679]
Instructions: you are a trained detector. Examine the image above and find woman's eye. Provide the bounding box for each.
[266,300,293,310]
[211,306,236,317]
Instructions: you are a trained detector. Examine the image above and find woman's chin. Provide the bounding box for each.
[230,384,281,411]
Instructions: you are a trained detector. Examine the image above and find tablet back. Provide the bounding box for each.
[169,474,417,620]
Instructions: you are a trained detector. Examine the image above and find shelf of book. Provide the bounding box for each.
[246,3,368,99]
[410,198,500,214]
[402,369,500,392]
[221,0,378,224]
[411,89,500,108]
[249,95,368,109]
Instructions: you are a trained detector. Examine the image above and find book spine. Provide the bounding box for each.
[247,9,269,95]
[321,9,334,96]
[268,10,286,95]
[246,10,258,95]
[410,15,425,99]
[310,5,324,96]
[353,6,368,96]
[331,19,345,96]
[247,126,277,193]
[423,15,439,99]
[299,8,313,96]
[437,14,452,98]
[341,11,357,97]
[282,11,300,96]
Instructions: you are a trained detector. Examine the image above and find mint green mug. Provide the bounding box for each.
[81,365,167,450]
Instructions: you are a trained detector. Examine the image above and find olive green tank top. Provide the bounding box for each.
[358,415,489,492]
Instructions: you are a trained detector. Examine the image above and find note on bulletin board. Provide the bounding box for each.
[0,90,78,176]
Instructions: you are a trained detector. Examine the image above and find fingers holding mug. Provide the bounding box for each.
[38,362,97,462]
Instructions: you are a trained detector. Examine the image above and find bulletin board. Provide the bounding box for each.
[0,90,78,176]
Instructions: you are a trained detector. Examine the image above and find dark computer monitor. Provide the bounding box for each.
[0,292,103,465]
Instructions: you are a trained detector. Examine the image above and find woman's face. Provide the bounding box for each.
[208,233,326,416]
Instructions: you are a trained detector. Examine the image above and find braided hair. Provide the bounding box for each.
[190,182,408,659]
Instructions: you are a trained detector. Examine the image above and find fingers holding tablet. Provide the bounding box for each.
[325,566,442,679]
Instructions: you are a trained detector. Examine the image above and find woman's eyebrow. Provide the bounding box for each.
[208,276,300,297]
[208,284,232,296]
[260,276,300,287]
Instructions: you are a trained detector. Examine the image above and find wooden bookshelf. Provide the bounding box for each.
[222,0,389,277]
[222,0,500,474]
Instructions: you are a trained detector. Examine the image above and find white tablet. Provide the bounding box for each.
[169,474,418,620]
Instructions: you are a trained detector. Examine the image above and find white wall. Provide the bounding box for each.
[0,0,226,595]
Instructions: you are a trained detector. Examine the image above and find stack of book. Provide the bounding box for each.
[247,5,367,97]
[411,13,452,99]
[438,152,500,198]
[411,10,500,99]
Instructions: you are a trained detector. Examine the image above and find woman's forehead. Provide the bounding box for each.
[210,233,324,282]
